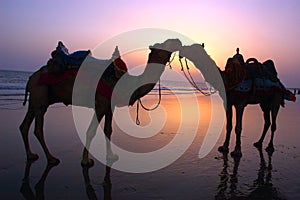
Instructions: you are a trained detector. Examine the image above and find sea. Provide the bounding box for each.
[0,70,31,110]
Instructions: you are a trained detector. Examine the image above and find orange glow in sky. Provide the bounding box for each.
[1,0,300,86]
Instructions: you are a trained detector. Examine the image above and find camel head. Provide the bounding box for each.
[148,39,182,64]
[179,43,221,74]
[127,39,182,106]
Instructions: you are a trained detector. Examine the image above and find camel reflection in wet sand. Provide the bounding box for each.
[82,165,112,200]
[20,162,57,200]
[20,161,112,200]
[215,149,286,200]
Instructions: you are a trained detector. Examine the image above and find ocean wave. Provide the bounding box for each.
[0,86,26,90]
[0,93,25,97]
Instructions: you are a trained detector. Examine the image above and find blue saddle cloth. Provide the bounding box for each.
[234,78,281,92]
[53,42,90,68]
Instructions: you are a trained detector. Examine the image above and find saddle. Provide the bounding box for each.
[244,58,279,82]
[46,41,91,74]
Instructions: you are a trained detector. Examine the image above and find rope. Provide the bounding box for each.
[135,52,178,125]
[135,79,162,125]
[179,58,215,96]
[135,52,181,125]
[136,99,140,125]
[139,79,162,111]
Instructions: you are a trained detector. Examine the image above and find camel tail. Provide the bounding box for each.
[22,82,29,106]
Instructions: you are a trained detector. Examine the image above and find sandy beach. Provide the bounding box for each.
[0,94,299,199]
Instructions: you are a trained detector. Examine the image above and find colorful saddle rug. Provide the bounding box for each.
[233,78,296,101]
[234,78,281,92]
[38,58,129,105]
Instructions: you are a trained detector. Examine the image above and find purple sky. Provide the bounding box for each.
[1,0,300,86]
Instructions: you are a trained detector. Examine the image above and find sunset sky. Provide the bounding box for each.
[1,0,300,86]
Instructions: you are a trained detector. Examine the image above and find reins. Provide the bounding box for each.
[179,57,216,96]
[135,53,216,125]
[135,79,162,125]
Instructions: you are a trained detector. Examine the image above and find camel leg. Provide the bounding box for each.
[218,104,232,153]
[81,112,102,167]
[104,108,119,164]
[254,104,271,149]
[34,107,60,165]
[266,105,279,153]
[19,105,38,161]
[231,105,245,157]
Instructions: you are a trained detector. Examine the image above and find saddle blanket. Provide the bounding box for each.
[38,69,127,105]
[234,78,296,101]
[234,78,281,92]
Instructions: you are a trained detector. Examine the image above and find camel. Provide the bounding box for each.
[179,44,295,157]
[19,39,182,166]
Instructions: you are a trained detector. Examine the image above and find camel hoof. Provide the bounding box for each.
[253,142,262,149]
[81,159,94,168]
[27,153,39,161]
[48,157,60,166]
[265,145,274,154]
[230,150,242,158]
[218,146,229,153]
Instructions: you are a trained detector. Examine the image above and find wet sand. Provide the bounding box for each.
[0,95,299,199]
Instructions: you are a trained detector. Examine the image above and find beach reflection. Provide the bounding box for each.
[215,149,286,200]
[20,161,57,200]
[82,165,112,200]
[82,156,117,200]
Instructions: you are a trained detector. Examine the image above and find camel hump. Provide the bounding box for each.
[149,39,182,52]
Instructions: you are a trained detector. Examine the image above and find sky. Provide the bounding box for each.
[1,0,300,86]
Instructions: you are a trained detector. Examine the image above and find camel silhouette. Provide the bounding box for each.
[19,39,182,166]
[180,44,295,157]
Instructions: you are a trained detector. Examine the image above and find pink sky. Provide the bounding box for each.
[1,0,300,86]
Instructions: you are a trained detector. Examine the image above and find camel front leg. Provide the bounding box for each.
[266,105,280,153]
[19,105,38,161]
[231,105,245,157]
[81,112,102,167]
[218,104,232,153]
[34,108,60,165]
[104,108,119,165]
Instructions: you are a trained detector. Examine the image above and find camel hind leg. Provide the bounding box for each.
[33,106,60,165]
[19,104,38,161]
[266,104,280,153]
[254,103,271,149]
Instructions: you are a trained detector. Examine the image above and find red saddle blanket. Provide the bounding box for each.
[39,69,78,85]
[38,69,127,105]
